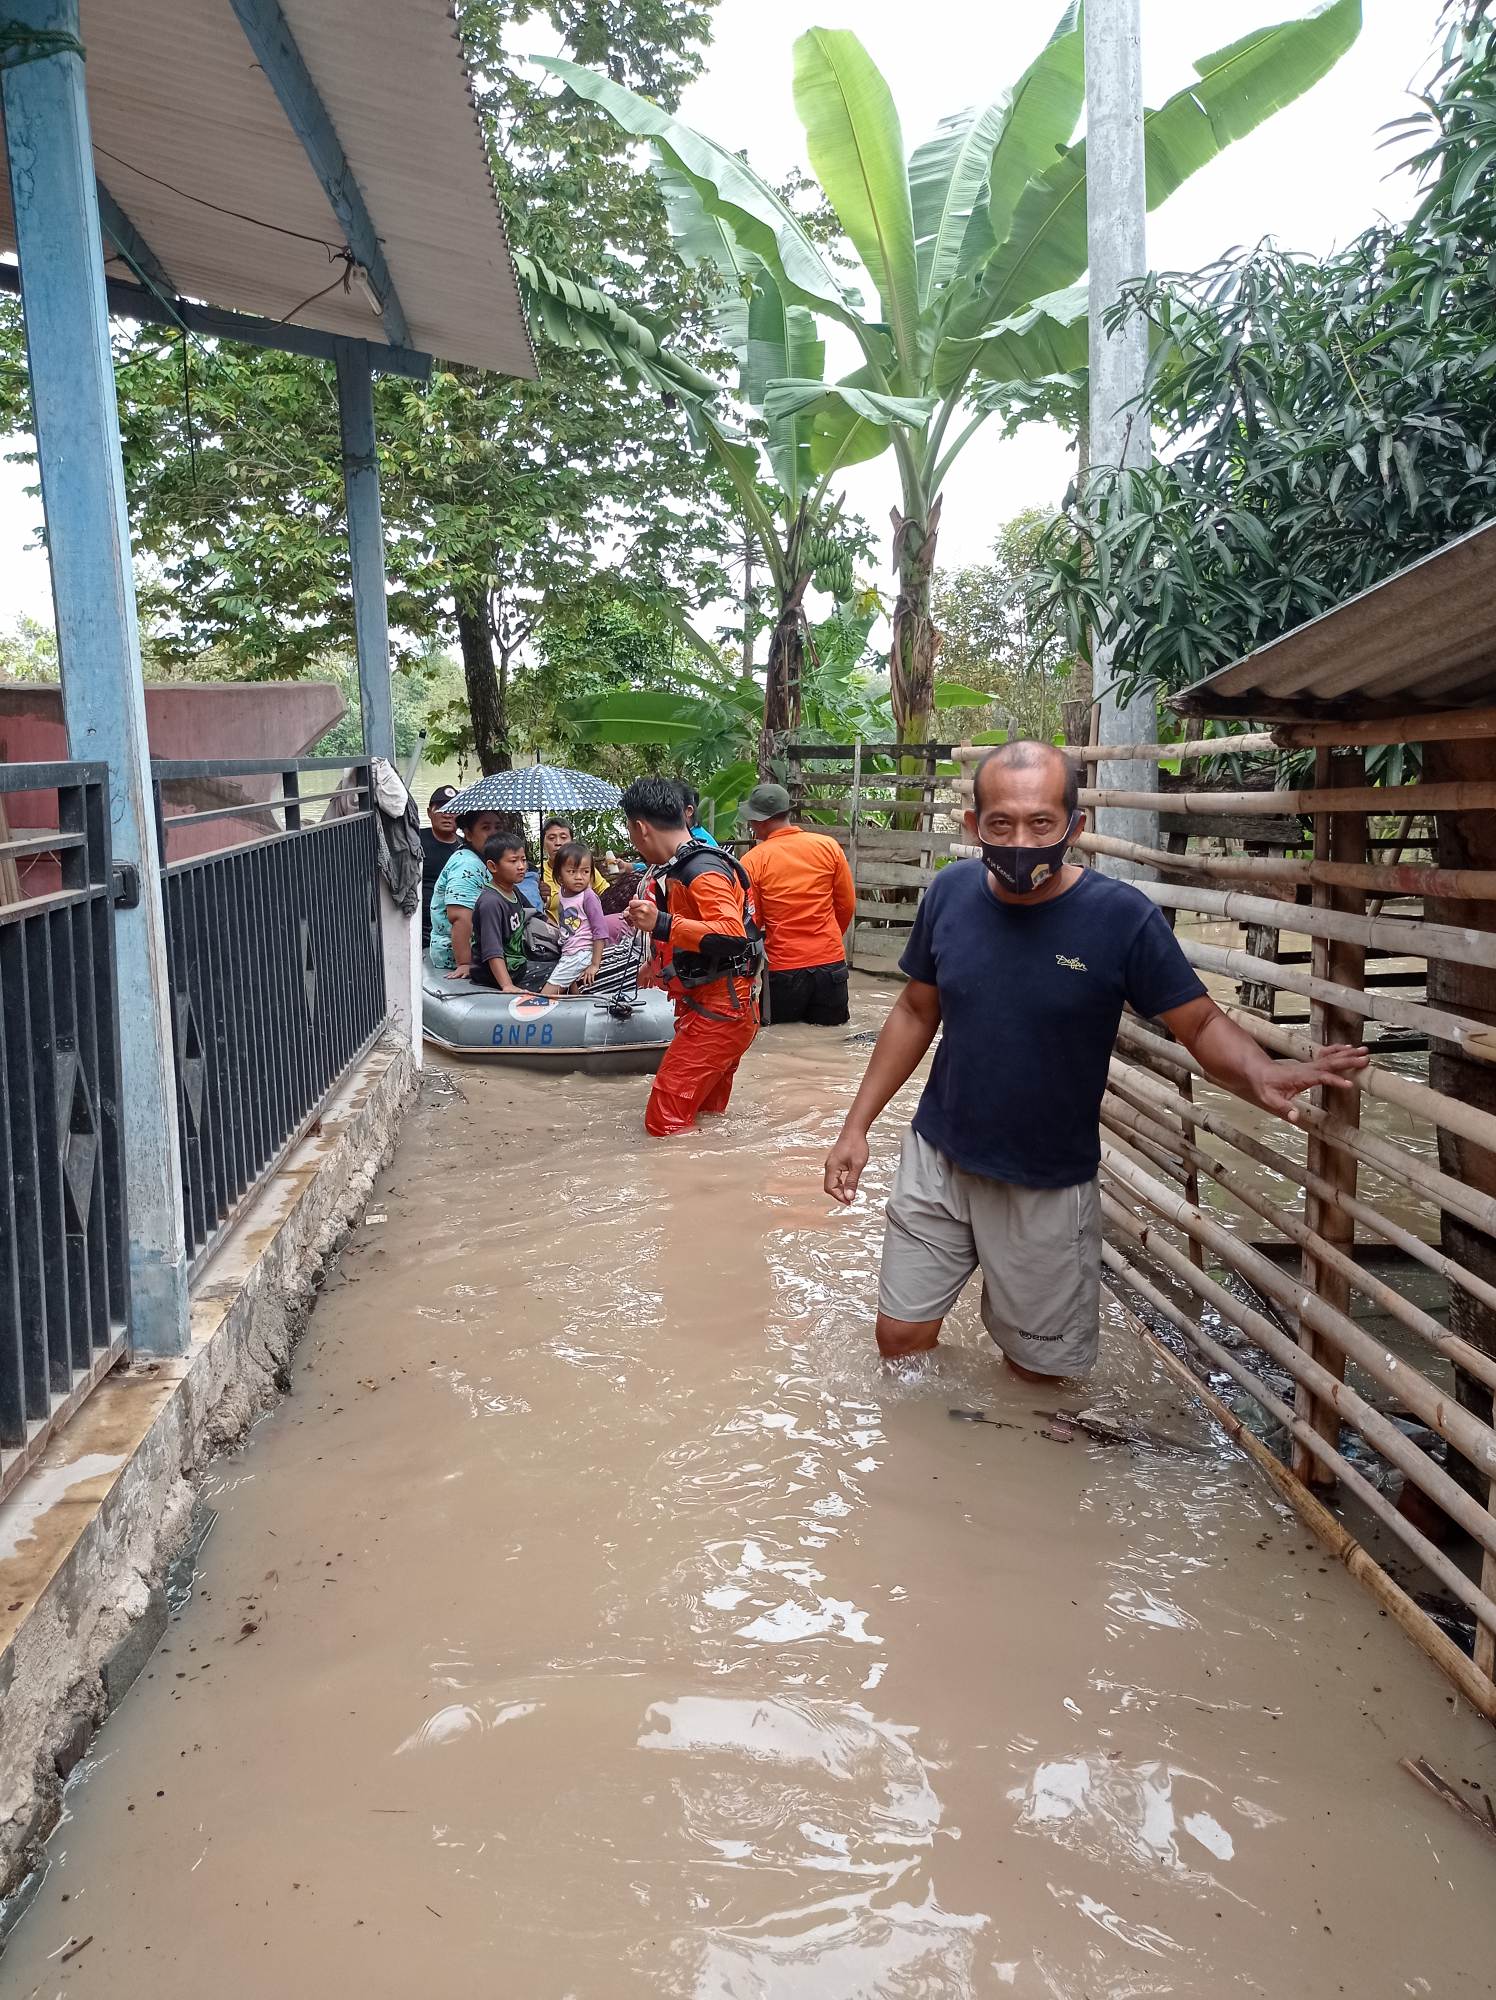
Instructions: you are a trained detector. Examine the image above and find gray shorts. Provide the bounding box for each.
[877,1129,1102,1376]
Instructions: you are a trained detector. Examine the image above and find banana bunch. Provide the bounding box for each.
[804,533,854,601]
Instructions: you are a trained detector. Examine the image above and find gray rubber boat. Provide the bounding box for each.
[421,962,674,1071]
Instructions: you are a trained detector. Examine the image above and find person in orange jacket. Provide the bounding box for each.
[622,776,762,1137]
[740,781,856,1025]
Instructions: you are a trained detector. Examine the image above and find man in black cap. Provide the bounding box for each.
[419,784,461,952]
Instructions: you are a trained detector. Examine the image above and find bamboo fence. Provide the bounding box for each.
[790,719,1496,1721]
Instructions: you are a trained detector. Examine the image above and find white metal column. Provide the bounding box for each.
[1085,0,1158,871]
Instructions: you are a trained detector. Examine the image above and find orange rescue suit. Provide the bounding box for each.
[645,852,759,1138]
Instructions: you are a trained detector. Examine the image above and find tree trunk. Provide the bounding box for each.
[455,592,510,774]
[889,496,943,749]
[758,571,810,778]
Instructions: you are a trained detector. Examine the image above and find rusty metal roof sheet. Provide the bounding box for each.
[0,0,534,377]
[1170,518,1496,722]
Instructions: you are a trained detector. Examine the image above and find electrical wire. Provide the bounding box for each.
[93,146,342,255]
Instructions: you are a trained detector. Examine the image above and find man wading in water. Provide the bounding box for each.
[823,741,1369,1380]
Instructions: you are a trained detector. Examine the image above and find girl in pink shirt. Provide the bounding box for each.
[541,844,607,997]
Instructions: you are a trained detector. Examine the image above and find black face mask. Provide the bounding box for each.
[980,812,1080,896]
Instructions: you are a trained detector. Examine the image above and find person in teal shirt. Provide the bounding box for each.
[429,810,504,970]
[678,782,719,846]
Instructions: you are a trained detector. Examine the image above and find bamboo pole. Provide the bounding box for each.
[1079,829,1496,900]
[1296,745,1366,1484]
[1100,1147,1496,1487]
[1101,1190,1496,1560]
[1098,1111,1189,1184]
[952,735,1277,764]
[1100,1264,1496,1713]
[1100,1088,1496,1393]
[1106,1052,1496,1322]
[1119,1013,1496,1242]
[1141,881,1496,973]
[845,737,862,966]
[1273,708,1496,749]
[1218,1004,1496,1161]
[1079,781,1496,817]
[1102,1255,1496,1650]
[1183,938,1496,1061]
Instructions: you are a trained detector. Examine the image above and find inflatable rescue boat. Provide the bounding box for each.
[421,961,675,1070]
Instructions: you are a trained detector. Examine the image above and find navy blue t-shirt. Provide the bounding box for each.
[900,862,1206,1188]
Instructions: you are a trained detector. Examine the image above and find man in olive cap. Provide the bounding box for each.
[740,781,856,1026]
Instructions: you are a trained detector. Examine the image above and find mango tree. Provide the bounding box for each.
[538,0,1362,746]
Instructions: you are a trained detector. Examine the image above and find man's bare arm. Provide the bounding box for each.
[824,981,942,1203]
[1157,993,1367,1125]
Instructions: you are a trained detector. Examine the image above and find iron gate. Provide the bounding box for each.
[0,762,130,1502]
[153,760,386,1267]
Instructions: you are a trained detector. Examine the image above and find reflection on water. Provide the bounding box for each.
[5,981,1496,1999]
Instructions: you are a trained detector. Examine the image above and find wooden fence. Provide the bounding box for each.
[787,729,1496,1721]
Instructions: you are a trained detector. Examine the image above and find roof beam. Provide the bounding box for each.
[94,179,177,300]
[0,261,432,381]
[227,0,412,349]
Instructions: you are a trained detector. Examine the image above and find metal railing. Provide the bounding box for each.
[153,760,386,1268]
[0,763,130,1502]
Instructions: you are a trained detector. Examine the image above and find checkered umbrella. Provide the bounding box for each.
[445,765,623,816]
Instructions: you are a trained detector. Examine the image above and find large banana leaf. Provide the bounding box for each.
[514,249,721,402]
[791,29,919,378]
[748,277,826,499]
[933,282,1090,395]
[653,158,762,362]
[761,379,937,433]
[802,365,905,477]
[958,0,1362,337]
[534,55,861,329]
[908,4,1084,311]
[573,686,757,755]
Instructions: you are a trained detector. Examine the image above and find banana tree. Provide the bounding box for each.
[516,248,901,771]
[537,0,1362,746]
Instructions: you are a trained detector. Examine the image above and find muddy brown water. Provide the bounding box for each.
[8,978,1496,1997]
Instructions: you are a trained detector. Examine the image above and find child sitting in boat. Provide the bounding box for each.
[541,844,608,998]
[465,833,532,991]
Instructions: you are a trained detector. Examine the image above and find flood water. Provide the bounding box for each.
[8,978,1496,1997]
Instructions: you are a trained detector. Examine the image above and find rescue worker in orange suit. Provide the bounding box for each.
[622,776,761,1137]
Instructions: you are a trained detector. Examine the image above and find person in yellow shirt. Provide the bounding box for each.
[539,816,610,912]
[740,782,855,1026]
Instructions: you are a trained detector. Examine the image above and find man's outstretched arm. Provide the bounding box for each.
[824,980,943,1203]
[1157,993,1368,1124]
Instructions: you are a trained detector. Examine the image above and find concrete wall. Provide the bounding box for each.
[0,1039,415,1922]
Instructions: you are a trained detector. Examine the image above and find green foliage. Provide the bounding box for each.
[0,0,733,768]
[1023,4,1496,707]
[313,646,468,763]
[544,3,1361,741]
[571,598,991,818]
[934,509,1074,739]
[0,613,57,682]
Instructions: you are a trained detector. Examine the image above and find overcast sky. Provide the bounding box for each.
[0,0,1446,630]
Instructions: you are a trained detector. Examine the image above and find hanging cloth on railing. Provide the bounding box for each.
[370,757,422,916]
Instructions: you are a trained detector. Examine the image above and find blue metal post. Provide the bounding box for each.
[334,338,420,1061]
[334,340,394,761]
[3,0,190,1352]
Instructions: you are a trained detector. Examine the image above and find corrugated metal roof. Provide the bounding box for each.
[1171,519,1496,722]
[0,0,534,377]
